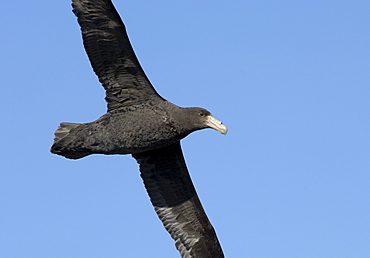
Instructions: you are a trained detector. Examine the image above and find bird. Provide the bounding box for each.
[51,0,227,257]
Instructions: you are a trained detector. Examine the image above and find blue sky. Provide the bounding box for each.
[1,1,369,257]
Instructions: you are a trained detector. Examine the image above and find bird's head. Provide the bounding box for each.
[180,107,228,135]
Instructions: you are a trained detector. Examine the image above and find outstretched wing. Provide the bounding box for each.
[72,0,162,111]
[132,142,224,258]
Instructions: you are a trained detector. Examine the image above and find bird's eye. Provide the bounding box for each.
[200,112,205,117]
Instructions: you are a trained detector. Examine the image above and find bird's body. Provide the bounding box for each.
[51,0,226,257]
[52,102,183,158]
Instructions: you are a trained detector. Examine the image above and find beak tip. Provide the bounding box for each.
[220,126,228,135]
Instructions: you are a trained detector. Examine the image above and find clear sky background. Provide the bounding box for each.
[1,1,369,257]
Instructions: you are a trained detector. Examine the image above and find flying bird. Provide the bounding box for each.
[51,0,227,257]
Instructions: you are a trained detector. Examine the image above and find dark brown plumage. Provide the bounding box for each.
[51,0,227,257]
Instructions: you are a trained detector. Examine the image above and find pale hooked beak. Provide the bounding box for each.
[205,115,228,135]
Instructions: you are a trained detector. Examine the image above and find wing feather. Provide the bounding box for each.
[133,142,224,258]
[72,0,162,111]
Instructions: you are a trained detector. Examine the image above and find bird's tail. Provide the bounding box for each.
[50,122,90,159]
